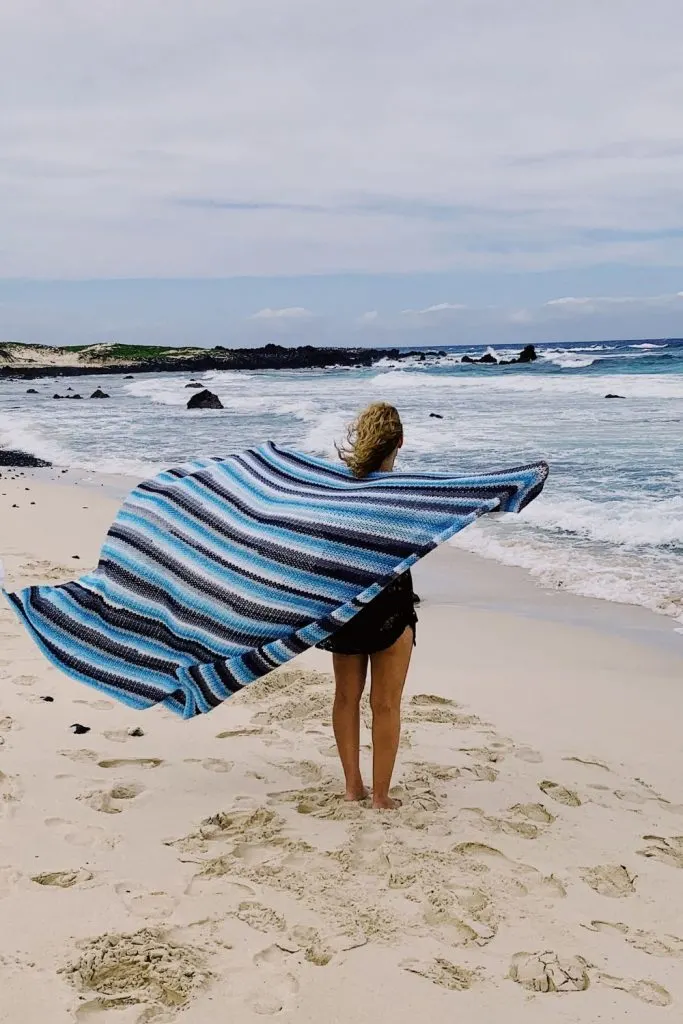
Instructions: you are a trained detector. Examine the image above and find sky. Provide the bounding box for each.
[2,0,683,348]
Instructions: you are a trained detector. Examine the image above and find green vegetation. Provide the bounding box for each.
[78,343,195,363]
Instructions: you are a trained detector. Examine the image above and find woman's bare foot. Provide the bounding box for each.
[372,795,402,810]
[345,784,369,802]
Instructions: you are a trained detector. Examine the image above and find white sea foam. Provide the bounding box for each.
[372,369,683,399]
[0,412,158,477]
[518,494,683,549]
[451,519,683,622]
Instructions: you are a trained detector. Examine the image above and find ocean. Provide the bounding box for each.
[1,338,682,624]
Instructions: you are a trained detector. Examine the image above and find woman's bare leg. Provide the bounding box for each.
[332,652,368,801]
[369,627,413,809]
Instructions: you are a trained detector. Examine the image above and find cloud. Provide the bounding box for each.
[358,310,379,323]
[545,293,683,312]
[2,1,683,278]
[406,302,467,314]
[249,307,315,320]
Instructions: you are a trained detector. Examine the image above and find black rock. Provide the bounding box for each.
[462,352,497,364]
[40,695,54,703]
[70,723,90,735]
[53,394,62,399]
[516,344,538,364]
[429,413,443,419]
[124,375,134,379]
[605,393,626,399]
[185,382,203,388]
[27,388,38,394]
[418,353,426,362]
[463,344,538,367]
[0,450,52,467]
[187,389,224,410]
[69,394,83,400]
[90,389,110,399]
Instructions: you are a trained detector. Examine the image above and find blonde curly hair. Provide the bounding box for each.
[337,402,403,478]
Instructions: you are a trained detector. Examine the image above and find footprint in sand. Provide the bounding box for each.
[0,865,24,898]
[511,745,544,761]
[638,835,683,869]
[72,699,115,711]
[32,868,94,888]
[45,817,119,850]
[235,901,287,933]
[538,780,582,807]
[402,957,478,990]
[0,770,23,816]
[58,749,100,764]
[509,951,590,993]
[585,920,683,958]
[279,925,333,966]
[13,675,37,688]
[114,883,178,920]
[246,971,300,1016]
[453,843,567,899]
[275,760,326,784]
[0,715,19,733]
[509,803,556,825]
[422,889,497,947]
[169,807,284,854]
[579,864,636,897]
[596,972,672,1006]
[78,783,145,814]
[404,694,481,726]
[273,786,366,822]
[61,927,212,1018]
[200,758,234,773]
[97,758,163,770]
[457,806,546,840]
[103,729,143,744]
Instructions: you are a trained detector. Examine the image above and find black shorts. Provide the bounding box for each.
[317,570,418,656]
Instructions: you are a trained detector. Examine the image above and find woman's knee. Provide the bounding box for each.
[370,687,401,717]
[334,673,365,707]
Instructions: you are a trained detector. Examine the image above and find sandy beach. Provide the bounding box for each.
[2,470,683,1023]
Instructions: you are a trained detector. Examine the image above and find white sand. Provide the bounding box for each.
[1,472,683,1023]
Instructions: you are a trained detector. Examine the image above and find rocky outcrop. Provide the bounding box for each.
[0,450,52,467]
[605,393,626,399]
[185,382,203,388]
[462,345,537,366]
[1,342,406,379]
[90,389,110,398]
[186,389,224,410]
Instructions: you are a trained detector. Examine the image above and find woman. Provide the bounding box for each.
[318,402,417,810]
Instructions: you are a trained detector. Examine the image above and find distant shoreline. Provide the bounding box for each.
[0,341,415,379]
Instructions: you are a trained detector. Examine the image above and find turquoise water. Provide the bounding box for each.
[1,338,682,623]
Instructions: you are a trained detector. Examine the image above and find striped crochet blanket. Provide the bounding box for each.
[4,442,548,718]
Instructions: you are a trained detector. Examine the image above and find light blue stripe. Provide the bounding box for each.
[111,507,333,620]
[123,488,370,600]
